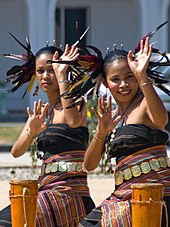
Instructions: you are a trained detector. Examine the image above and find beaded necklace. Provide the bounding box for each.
[106,91,143,173]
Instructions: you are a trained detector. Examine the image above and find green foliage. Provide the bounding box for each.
[87,96,98,143]
[86,96,110,174]
[30,144,38,168]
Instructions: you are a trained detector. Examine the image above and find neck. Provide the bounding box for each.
[117,92,144,117]
[47,92,60,105]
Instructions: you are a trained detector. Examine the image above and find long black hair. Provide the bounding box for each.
[103,49,128,78]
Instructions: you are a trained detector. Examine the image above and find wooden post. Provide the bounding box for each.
[131,183,164,227]
[9,179,38,227]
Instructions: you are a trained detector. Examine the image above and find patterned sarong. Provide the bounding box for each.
[36,150,90,227]
[100,145,170,227]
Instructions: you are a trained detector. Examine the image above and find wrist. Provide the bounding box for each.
[140,78,155,88]
[59,79,70,84]
[92,129,106,141]
[26,128,37,139]
[57,71,67,77]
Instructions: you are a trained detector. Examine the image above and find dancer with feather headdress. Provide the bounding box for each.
[78,22,170,227]
[0,31,95,227]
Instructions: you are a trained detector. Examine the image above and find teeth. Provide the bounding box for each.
[119,90,129,95]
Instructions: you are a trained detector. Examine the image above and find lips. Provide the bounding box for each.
[42,82,52,86]
[118,90,131,96]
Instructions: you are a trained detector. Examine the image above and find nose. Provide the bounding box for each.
[119,80,128,87]
[42,71,48,78]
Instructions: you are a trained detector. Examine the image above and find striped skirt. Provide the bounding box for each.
[37,151,94,227]
[80,145,170,227]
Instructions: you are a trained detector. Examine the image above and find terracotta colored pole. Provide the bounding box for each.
[131,183,164,227]
[9,180,38,227]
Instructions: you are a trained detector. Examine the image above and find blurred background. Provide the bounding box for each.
[0,0,170,145]
[1,0,170,210]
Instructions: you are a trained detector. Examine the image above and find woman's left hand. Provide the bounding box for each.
[52,44,79,76]
[127,36,152,82]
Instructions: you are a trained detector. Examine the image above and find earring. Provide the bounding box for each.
[33,85,39,96]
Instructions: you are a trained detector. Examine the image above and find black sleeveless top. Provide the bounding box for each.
[107,124,169,163]
[37,123,89,160]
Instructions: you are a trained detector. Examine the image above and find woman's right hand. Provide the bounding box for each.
[52,44,79,76]
[26,99,48,137]
[93,95,121,138]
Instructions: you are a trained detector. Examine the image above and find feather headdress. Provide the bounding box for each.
[3,33,35,98]
[134,21,170,96]
[48,28,104,108]
[50,21,170,109]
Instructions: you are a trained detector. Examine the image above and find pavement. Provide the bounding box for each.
[1,148,170,211]
[0,151,114,211]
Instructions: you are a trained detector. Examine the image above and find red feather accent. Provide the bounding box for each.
[134,21,168,54]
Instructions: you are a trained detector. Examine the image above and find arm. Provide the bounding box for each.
[53,45,86,127]
[128,37,168,128]
[84,96,121,171]
[11,100,48,158]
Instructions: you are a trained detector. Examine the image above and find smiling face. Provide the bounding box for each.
[105,59,139,105]
[35,53,59,96]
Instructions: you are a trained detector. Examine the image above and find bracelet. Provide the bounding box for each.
[140,79,155,87]
[26,128,36,139]
[59,79,70,83]
[92,130,104,141]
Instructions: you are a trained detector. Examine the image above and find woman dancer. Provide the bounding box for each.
[0,38,95,227]
[79,37,170,226]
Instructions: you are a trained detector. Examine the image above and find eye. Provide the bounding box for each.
[125,74,134,79]
[36,69,44,74]
[111,77,120,82]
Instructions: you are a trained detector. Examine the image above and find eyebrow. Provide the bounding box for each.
[110,72,133,78]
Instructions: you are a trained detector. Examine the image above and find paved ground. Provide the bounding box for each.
[0,152,114,211]
[0,177,114,211]
[1,149,170,211]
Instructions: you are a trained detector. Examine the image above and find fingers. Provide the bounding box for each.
[68,45,79,60]
[91,107,100,119]
[113,115,121,125]
[108,96,112,112]
[42,102,48,119]
[33,101,38,116]
[37,99,42,115]
[143,37,149,54]
[63,44,79,60]
[28,100,44,117]
[53,51,59,61]
[140,37,150,55]
[127,50,133,62]
[64,44,70,55]
[27,106,31,117]
[98,95,112,115]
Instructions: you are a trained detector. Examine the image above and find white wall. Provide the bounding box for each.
[0,0,170,121]
[0,0,29,117]
[57,0,141,54]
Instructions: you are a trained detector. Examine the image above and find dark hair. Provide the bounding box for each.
[35,46,63,60]
[103,49,128,78]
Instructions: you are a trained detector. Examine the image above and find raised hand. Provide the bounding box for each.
[26,99,48,137]
[52,44,79,76]
[128,36,152,82]
[93,95,121,138]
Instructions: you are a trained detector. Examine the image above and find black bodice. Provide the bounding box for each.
[37,123,89,160]
[107,124,169,163]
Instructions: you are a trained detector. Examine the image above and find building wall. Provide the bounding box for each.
[0,0,170,121]
[0,0,29,119]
